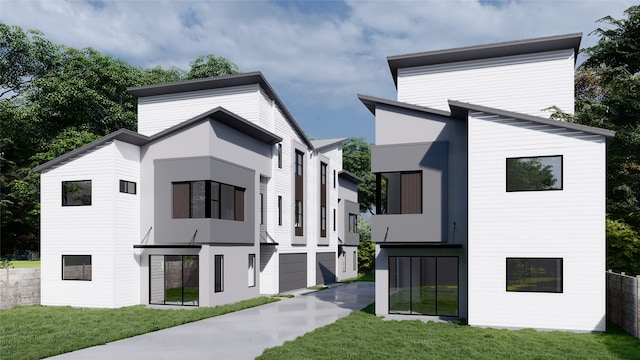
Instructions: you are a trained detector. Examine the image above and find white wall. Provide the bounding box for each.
[467,111,606,331]
[397,49,575,118]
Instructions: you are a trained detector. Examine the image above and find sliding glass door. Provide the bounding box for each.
[150,255,199,306]
[389,256,458,316]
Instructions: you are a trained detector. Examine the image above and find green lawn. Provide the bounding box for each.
[0,297,279,360]
[259,304,640,359]
[5,260,40,268]
[339,273,375,283]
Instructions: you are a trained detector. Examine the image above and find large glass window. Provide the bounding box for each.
[172,181,244,220]
[506,258,563,293]
[62,255,91,281]
[62,180,92,206]
[215,255,224,293]
[377,172,422,214]
[149,255,199,306]
[506,155,563,192]
[295,150,304,176]
[389,256,458,316]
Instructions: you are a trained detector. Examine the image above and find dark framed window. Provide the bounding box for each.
[377,171,422,214]
[333,209,336,231]
[119,180,136,194]
[276,143,282,169]
[260,193,264,225]
[278,196,282,226]
[248,254,256,287]
[172,181,244,221]
[333,169,336,188]
[295,150,304,176]
[321,162,327,185]
[149,255,199,306]
[62,255,91,281]
[295,200,303,230]
[506,155,563,192]
[506,258,563,293]
[349,213,357,233]
[353,250,357,271]
[215,255,224,293]
[62,180,92,206]
[321,206,327,232]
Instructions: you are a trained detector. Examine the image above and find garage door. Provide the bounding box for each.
[316,252,336,285]
[279,253,307,292]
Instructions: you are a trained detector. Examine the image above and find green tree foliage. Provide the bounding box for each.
[357,216,375,274]
[606,218,640,275]
[0,21,240,256]
[506,158,557,191]
[342,137,376,214]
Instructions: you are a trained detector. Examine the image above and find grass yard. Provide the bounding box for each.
[259,304,640,359]
[340,273,375,283]
[0,296,279,360]
[4,260,40,268]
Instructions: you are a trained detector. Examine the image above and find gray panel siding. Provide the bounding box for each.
[154,157,255,245]
[343,200,360,246]
[316,252,336,285]
[371,142,448,243]
[279,253,307,292]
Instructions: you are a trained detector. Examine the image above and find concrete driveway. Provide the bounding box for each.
[47,282,375,360]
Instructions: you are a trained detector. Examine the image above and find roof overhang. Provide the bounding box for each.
[311,138,347,152]
[338,170,364,185]
[357,94,451,117]
[379,243,463,248]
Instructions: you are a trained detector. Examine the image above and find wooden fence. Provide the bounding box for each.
[606,270,639,338]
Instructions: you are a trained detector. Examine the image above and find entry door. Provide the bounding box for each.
[389,256,458,316]
[150,255,199,306]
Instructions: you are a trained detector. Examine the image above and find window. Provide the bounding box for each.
[353,250,357,271]
[321,162,327,185]
[506,155,563,192]
[149,255,199,306]
[506,258,563,293]
[260,193,264,225]
[320,162,327,238]
[248,254,256,287]
[333,169,336,189]
[342,253,347,272]
[377,171,422,214]
[349,213,357,233]
[278,196,282,226]
[172,181,245,221]
[295,150,304,176]
[333,209,336,231]
[295,200,303,229]
[321,206,327,232]
[276,143,282,169]
[62,180,92,206]
[215,255,224,293]
[62,255,91,281]
[119,180,136,194]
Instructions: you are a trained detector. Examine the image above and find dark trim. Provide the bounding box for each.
[134,245,202,249]
[387,33,582,86]
[358,93,450,117]
[379,243,462,248]
[338,170,364,185]
[61,255,92,281]
[259,242,279,246]
[127,72,313,149]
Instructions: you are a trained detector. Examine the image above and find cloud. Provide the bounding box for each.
[1,0,635,141]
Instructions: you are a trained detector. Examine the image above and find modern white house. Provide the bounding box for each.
[358,33,614,331]
[34,72,361,308]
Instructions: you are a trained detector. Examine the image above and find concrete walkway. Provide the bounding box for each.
[47,282,375,360]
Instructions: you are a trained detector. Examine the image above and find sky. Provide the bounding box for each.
[0,0,635,143]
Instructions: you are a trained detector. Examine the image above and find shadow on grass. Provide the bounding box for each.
[360,303,376,315]
[603,321,640,359]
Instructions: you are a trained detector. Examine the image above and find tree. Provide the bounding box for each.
[185,54,239,80]
[357,216,375,274]
[606,218,640,275]
[506,158,557,191]
[342,137,376,214]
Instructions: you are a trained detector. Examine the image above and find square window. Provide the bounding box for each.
[506,155,563,192]
[119,180,136,194]
[62,255,91,281]
[62,180,92,206]
[506,258,563,293]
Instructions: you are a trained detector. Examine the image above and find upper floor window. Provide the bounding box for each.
[349,213,358,233]
[506,155,563,192]
[119,180,136,194]
[173,180,244,221]
[276,143,282,169]
[506,258,563,293]
[295,200,303,229]
[377,171,422,214]
[333,170,336,188]
[295,150,304,176]
[62,180,92,206]
[320,162,327,185]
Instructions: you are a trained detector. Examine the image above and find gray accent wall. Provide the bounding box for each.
[154,156,255,245]
[340,199,360,246]
[371,142,448,243]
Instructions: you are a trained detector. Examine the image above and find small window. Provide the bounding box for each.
[295,200,303,229]
[260,193,264,225]
[62,255,91,281]
[62,180,92,206]
[506,155,563,192]
[506,258,563,293]
[321,162,327,185]
[278,196,283,226]
[119,180,136,194]
[320,206,327,232]
[248,254,256,287]
[333,170,336,189]
[215,255,224,293]
[353,251,357,271]
[349,213,358,233]
[333,209,336,231]
[295,150,304,176]
[342,253,347,272]
[276,144,282,169]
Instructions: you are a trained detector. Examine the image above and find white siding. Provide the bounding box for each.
[41,141,140,308]
[467,111,606,331]
[137,84,260,136]
[397,50,575,117]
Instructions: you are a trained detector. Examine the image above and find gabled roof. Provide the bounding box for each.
[128,71,313,149]
[356,94,615,139]
[311,138,347,152]
[387,33,582,86]
[338,170,364,185]
[33,107,283,173]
